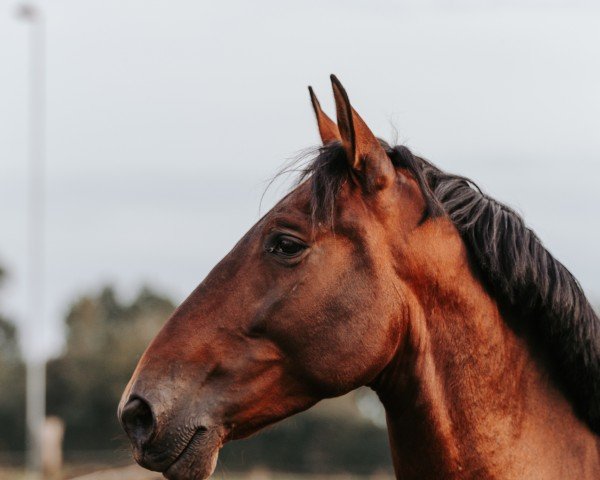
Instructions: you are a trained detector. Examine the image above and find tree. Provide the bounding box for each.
[0,267,26,452]
[0,266,18,360]
[46,285,175,452]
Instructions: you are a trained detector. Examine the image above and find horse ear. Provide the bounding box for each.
[330,75,395,190]
[308,86,340,145]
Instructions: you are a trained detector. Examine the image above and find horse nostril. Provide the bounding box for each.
[120,397,156,449]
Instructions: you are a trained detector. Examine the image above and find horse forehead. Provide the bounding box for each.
[264,180,389,237]
[270,182,312,217]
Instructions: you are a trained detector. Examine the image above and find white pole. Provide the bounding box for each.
[18,3,47,477]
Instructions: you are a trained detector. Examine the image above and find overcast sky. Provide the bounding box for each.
[1,0,599,359]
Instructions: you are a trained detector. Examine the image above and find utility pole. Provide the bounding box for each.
[17,3,47,478]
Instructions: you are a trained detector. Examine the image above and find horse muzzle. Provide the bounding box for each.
[119,391,226,480]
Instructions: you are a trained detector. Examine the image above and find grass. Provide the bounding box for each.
[0,465,394,480]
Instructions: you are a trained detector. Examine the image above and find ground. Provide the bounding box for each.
[0,464,393,480]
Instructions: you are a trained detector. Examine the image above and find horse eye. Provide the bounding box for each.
[267,235,306,258]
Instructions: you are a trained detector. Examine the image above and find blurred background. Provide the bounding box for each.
[1,0,599,478]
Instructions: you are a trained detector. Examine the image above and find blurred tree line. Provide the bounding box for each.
[0,264,391,474]
[46,285,175,452]
[0,266,26,452]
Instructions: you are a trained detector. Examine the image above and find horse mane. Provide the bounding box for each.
[295,141,600,434]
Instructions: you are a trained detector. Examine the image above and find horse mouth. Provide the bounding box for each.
[163,427,222,480]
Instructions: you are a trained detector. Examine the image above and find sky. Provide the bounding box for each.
[1,0,599,360]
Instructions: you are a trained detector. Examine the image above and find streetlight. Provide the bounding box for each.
[17,3,46,477]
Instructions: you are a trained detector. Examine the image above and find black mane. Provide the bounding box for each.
[297,141,600,434]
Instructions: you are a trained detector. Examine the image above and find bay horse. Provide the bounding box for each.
[119,76,600,479]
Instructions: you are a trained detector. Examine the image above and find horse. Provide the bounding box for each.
[119,76,600,479]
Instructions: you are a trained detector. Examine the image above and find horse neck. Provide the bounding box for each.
[372,223,599,479]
